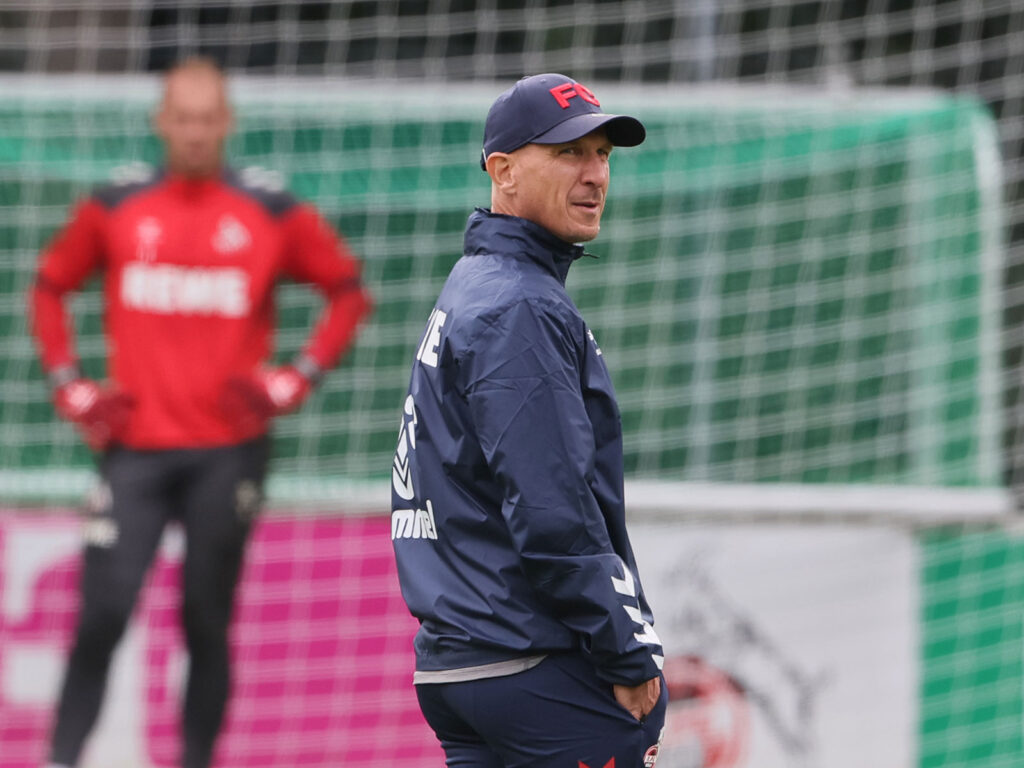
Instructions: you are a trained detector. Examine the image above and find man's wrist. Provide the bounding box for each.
[48,363,83,390]
[291,353,324,386]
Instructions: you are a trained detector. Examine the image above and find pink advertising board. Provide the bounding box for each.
[0,511,441,768]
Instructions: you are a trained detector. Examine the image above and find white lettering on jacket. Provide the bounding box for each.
[391,500,438,540]
[120,263,250,317]
[416,308,447,368]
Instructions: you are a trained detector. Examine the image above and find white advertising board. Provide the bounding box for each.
[631,522,917,768]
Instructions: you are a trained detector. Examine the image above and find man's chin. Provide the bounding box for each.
[178,162,219,179]
[566,224,601,243]
[565,211,603,242]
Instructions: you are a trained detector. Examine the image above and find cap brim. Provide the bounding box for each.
[532,112,646,147]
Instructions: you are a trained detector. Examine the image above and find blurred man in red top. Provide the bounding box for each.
[29,57,371,768]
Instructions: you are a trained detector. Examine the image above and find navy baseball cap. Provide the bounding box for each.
[480,73,645,170]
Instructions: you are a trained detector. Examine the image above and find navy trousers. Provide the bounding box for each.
[416,653,667,768]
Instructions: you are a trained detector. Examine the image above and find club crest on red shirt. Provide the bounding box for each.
[212,213,252,254]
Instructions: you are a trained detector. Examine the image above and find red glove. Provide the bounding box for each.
[54,378,135,452]
[222,366,312,430]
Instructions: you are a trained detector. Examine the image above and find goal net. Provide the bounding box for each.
[0,3,1022,768]
[0,77,1004,500]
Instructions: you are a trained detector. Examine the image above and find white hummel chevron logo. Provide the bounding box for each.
[624,604,664,648]
[135,216,162,262]
[611,565,636,597]
[611,560,662,658]
[392,395,417,501]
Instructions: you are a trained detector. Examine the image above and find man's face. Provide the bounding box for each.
[507,129,612,243]
[155,69,232,179]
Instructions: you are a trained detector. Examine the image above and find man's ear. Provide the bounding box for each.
[485,152,515,191]
[152,104,167,141]
[222,103,235,137]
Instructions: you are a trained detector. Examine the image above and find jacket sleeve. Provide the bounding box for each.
[459,298,663,686]
[30,199,107,374]
[279,203,373,372]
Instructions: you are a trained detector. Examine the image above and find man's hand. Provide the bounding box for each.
[613,676,661,722]
[54,378,135,452]
[222,366,312,429]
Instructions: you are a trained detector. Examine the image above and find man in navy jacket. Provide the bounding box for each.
[392,73,666,768]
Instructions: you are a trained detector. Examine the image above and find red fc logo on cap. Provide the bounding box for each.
[549,82,601,109]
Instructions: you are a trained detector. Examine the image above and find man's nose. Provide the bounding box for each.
[580,153,609,186]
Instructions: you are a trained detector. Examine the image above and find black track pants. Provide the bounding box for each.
[49,437,269,768]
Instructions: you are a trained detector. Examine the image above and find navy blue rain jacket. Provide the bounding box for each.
[391,208,664,687]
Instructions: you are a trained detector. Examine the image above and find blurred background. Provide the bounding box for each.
[1,2,1022,767]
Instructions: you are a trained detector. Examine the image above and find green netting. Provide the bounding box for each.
[0,86,1001,501]
[921,531,1024,768]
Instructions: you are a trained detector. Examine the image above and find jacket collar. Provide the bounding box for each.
[463,208,586,285]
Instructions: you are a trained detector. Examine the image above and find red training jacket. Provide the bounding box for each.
[30,166,371,450]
